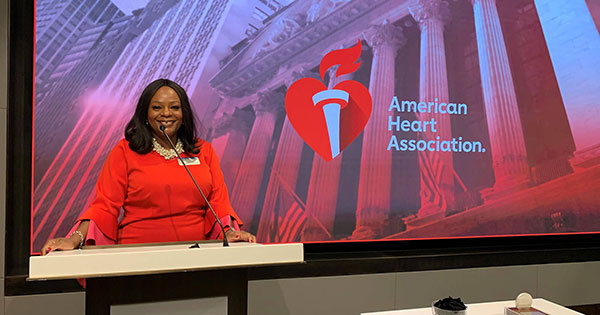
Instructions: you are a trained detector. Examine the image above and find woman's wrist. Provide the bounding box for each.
[67,236,79,249]
[225,228,236,237]
[69,231,84,248]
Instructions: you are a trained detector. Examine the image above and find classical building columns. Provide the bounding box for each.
[255,71,311,241]
[230,89,283,229]
[409,0,456,219]
[354,21,406,238]
[256,114,305,241]
[534,0,600,166]
[301,66,350,241]
[211,107,254,189]
[257,68,326,241]
[470,0,530,194]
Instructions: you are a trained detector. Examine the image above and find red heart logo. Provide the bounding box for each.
[285,78,372,161]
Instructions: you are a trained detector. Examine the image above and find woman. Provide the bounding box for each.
[41,79,255,255]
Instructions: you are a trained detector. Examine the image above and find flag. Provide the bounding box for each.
[267,170,330,242]
[277,200,306,243]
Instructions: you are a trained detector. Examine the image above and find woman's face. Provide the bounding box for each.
[147,86,183,140]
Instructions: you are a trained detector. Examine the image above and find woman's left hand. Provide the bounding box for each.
[225,229,256,243]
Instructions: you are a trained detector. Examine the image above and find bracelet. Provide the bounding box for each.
[70,230,85,249]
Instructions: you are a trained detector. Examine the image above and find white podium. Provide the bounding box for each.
[29,242,304,315]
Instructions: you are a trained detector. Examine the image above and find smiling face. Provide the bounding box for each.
[147,86,183,145]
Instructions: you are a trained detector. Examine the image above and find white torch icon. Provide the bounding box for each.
[312,89,349,159]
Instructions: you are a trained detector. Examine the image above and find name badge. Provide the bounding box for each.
[178,157,200,166]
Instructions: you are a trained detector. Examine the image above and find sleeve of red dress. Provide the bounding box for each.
[77,141,128,241]
[203,142,243,236]
[67,220,116,246]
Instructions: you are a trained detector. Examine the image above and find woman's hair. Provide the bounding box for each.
[125,79,201,155]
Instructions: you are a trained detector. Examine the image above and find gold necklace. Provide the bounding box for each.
[152,137,183,160]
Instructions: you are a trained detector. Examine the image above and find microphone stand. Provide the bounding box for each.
[160,126,229,247]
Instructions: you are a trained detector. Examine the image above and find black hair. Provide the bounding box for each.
[125,78,201,155]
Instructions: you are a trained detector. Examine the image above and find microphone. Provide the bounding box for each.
[160,125,229,247]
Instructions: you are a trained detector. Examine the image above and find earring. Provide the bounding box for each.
[145,120,149,125]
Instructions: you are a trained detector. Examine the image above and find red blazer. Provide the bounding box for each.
[79,139,242,244]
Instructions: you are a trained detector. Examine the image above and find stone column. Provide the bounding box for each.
[255,116,304,240]
[471,0,530,195]
[212,108,254,189]
[534,0,600,166]
[589,0,600,32]
[409,0,456,219]
[230,90,283,228]
[256,72,309,241]
[353,21,406,239]
[301,66,349,241]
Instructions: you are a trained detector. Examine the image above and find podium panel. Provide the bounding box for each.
[30,242,304,280]
[87,268,245,315]
[29,242,304,315]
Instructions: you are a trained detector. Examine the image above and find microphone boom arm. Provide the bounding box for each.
[160,126,229,247]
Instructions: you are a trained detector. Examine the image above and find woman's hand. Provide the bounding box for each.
[41,237,79,256]
[225,229,256,243]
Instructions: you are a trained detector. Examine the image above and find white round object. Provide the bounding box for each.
[516,292,533,310]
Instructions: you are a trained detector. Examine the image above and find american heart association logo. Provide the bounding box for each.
[285,39,372,162]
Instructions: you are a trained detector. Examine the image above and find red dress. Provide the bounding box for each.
[78,139,242,244]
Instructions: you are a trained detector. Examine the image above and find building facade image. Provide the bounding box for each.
[31,0,600,251]
[207,0,600,242]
